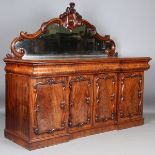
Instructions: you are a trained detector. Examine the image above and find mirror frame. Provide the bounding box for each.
[5,2,118,59]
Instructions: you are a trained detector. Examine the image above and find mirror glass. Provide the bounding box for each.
[16,24,111,57]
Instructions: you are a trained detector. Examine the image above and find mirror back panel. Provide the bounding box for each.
[6,2,117,60]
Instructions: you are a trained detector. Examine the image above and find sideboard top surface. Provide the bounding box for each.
[4,56,151,64]
[4,57,151,76]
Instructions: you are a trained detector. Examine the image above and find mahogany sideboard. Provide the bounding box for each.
[4,3,151,150]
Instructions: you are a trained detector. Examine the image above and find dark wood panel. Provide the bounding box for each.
[94,73,117,125]
[33,77,68,136]
[118,72,144,120]
[68,75,93,131]
[5,73,30,140]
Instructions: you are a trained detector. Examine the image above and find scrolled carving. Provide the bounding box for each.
[119,73,143,118]
[34,128,39,135]
[68,118,91,128]
[59,2,83,30]
[34,123,66,135]
[128,113,133,118]
[68,120,72,127]
[5,18,62,60]
[105,38,117,57]
[33,78,67,135]
[47,79,56,85]
[69,75,92,128]
[86,97,90,104]
[34,78,66,89]
[88,80,92,87]
[69,75,86,88]
[119,73,125,118]
[120,112,124,118]
[47,129,55,134]
[5,2,118,59]
[60,101,66,109]
[111,112,115,120]
[111,93,115,101]
[20,18,62,40]
[34,104,40,112]
[95,115,109,122]
[95,73,117,122]
[7,37,26,59]
[81,20,117,57]
[138,78,143,115]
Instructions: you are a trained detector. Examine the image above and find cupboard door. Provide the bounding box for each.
[118,72,144,120]
[33,77,68,136]
[68,75,93,131]
[94,73,117,125]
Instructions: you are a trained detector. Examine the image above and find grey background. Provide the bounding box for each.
[0,0,155,154]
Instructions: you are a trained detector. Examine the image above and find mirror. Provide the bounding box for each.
[16,23,111,57]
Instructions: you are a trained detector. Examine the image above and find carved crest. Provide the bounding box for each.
[5,2,118,60]
[59,2,83,30]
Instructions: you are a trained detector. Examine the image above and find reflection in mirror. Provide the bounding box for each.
[16,24,112,57]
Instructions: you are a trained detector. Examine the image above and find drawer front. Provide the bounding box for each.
[118,72,144,120]
[94,73,117,126]
[68,75,93,131]
[33,77,69,136]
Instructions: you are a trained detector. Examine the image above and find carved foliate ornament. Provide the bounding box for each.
[33,78,67,135]
[59,2,83,30]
